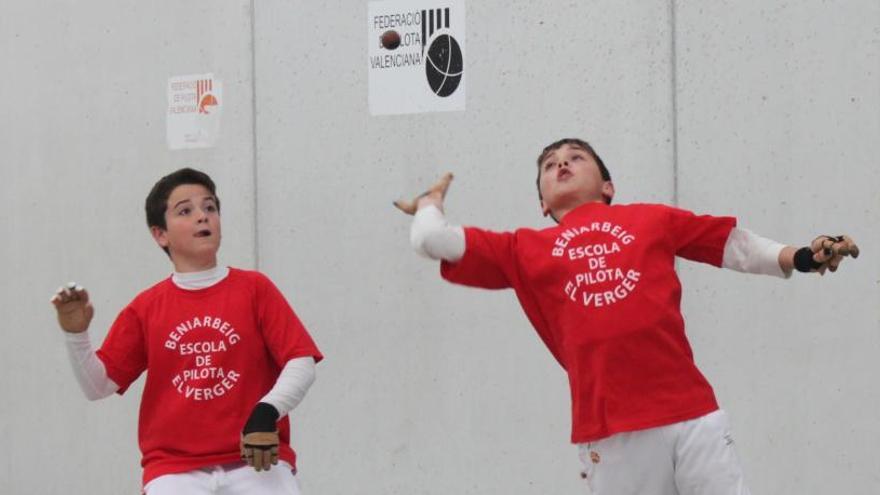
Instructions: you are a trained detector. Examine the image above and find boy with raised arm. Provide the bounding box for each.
[51,168,323,494]
[394,138,859,495]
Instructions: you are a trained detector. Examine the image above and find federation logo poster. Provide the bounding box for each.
[167,73,223,149]
[368,0,466,116]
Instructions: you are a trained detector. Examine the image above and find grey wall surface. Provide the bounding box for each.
[1,1,257,493]
[1,1,877,494]
[674,2,880,493]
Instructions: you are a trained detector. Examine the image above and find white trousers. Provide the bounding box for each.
[144,461,301,495]
[577,410,751,495]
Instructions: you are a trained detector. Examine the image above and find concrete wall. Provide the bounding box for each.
[0,1,257,493]
[675,2,880,493]
[1,1,877,494]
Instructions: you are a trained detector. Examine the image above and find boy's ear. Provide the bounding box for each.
[602,181,615,202]
[150,226,169,249]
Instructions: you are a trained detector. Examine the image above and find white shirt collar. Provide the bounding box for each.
[172,265,230,290]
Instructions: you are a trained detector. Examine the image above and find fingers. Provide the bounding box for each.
[51,282,94,333]
[827,254,844,272]
[251,446,268,471]
[84,302,94,322]
[808,235,860,275]
[810,236,832,257]
[244,444,278,471]
[50,282,87,305]
[837,235,859,258]
[241,431,280,472]
[394,172,454,216]
[428,172,454,198]
[393,199,417,215]
[812,235,859,257]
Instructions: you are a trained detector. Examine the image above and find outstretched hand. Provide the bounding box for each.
[50,282,94,333]
[393,172,454,215]
[810,235,860,274]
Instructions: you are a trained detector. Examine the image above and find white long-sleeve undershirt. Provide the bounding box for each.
[721,227,790,278]
[410,205,466,262]
[65,330,119,400]
[260,357,316,417]
[63,265,316,417]
[410,204,790,278]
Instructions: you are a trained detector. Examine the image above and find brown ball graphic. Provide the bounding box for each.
[380,30,401,50]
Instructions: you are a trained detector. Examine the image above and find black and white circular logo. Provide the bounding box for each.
[424,34,463,97]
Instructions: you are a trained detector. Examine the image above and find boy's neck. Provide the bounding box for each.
[171,256,218,273]
[553,199,606,223]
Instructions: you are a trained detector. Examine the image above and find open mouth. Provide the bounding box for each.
[194,229,212,238]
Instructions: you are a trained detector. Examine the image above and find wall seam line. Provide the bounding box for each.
[250,0,260,269]
[669,0,679,207]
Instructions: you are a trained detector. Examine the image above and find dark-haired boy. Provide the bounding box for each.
[51,168,322,494]
[394,139,859,495]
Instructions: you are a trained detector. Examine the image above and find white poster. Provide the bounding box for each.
[167,74,223,149]
[368,0,466,116]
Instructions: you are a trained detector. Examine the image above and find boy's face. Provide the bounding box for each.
[150,184,221,268]
[538,144,614,219]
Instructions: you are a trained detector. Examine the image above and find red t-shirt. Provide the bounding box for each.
[441,202,736,443]
[96,268,323,486]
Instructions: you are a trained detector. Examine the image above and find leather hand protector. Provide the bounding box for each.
[241,402,281,471]
[240,430,279,472]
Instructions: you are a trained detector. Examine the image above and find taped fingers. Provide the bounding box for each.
[814,235,860,258]
[804,235,860,275]
[52,282,80,304]
[836,235,860,258]
[812,236,836,258]
[827,253,844,272]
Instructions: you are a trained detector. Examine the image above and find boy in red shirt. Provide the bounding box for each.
[51,168,322,494]
[395,138,859,495]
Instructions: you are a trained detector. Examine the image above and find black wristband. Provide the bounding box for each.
[793,246,823,273]
[243,402,280,434]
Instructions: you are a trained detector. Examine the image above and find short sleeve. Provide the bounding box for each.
[441,227,518,289]
[96,306,147,394]
[666,206,737,266]
[256,274,323,367]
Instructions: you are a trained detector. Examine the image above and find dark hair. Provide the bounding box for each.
[145,168,220,255]
[536,138,612,205]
